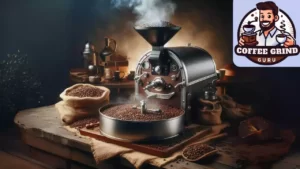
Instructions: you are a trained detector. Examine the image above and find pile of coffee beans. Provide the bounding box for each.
[138,21,176,28]
[182,144,216,160]
[86,121,100,129]
[102,104,183,121]
[66,85,104,98]
[70,117,99,129]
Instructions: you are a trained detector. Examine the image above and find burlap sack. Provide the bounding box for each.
[56,84,110,124]
[55,100,109,124]
[59,84,110,108]
[220,95,252,120]
[199,99,222,125]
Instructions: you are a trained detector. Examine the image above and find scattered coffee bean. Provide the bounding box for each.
[86,121,100,129]
[66,85,104,97]
[182,144,215,160]
[102,104,183,121]
[70,117,99,129]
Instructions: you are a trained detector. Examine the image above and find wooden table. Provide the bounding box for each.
[13,106,232,169]
[14,106,300,169]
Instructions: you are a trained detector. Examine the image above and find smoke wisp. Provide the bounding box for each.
[111,0,177,25]
[91,0,232,72]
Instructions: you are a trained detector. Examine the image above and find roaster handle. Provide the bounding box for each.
[174,81,186,89]
[144,82,155,90]
[140,100,146,114]
[145,89,175,99]
[132,100,161,114]
[134,72,148,82]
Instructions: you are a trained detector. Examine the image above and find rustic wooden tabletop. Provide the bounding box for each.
[14,106,300,169]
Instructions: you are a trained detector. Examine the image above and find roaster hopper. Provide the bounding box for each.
[99,22,218,142]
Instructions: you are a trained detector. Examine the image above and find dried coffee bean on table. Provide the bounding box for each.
[182,144,216,160]
[70,117,99,129]
[102,104,183,121]
[66,85,104,97]
[86,121,100,129]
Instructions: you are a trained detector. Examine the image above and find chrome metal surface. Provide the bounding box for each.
[134,46,217,124]
[140,100,146,114]
[134,72,148,81]
[132,101,162,114]
[174,81,186,89]
[167,47,217,86]
[171,75,176,81]
[99,104,185,142]
[170,63,178,71]
[154,66,161,74]
[144,89,175,99]
[144,77,165,91]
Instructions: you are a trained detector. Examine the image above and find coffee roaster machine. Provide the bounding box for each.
[133,23,219,124]
[99,22,219,142]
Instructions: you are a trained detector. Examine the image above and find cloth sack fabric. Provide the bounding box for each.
[59,84,110,108]
[219,95,252,120]
[64,124,228,169]
[199,98,222,125]
[56,84,110,124]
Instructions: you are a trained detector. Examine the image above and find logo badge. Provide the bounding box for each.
[233,1,300,66]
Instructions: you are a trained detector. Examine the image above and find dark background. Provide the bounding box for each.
[0,0,300,131]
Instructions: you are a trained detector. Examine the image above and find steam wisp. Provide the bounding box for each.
[111,0,177,26]
[92,1,232,72]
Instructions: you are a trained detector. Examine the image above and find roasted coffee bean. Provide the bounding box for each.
[66,85,104,97]
[86,122,100,129]
[182,144,215,160]
[102,104,183,121]
[70,117,99,129]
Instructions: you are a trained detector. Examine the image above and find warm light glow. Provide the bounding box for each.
[94,16,230,72]
[124,25,226,71]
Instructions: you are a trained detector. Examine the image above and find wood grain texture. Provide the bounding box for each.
[14,106,300,169]
[0,151,48,169]
[79,126,211,157]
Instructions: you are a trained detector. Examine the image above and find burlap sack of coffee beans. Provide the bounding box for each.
[198,99,222,125]
[219,95,252,120]
[56,84,110,124]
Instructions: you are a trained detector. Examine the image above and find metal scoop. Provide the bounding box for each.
[132,100,161,114]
